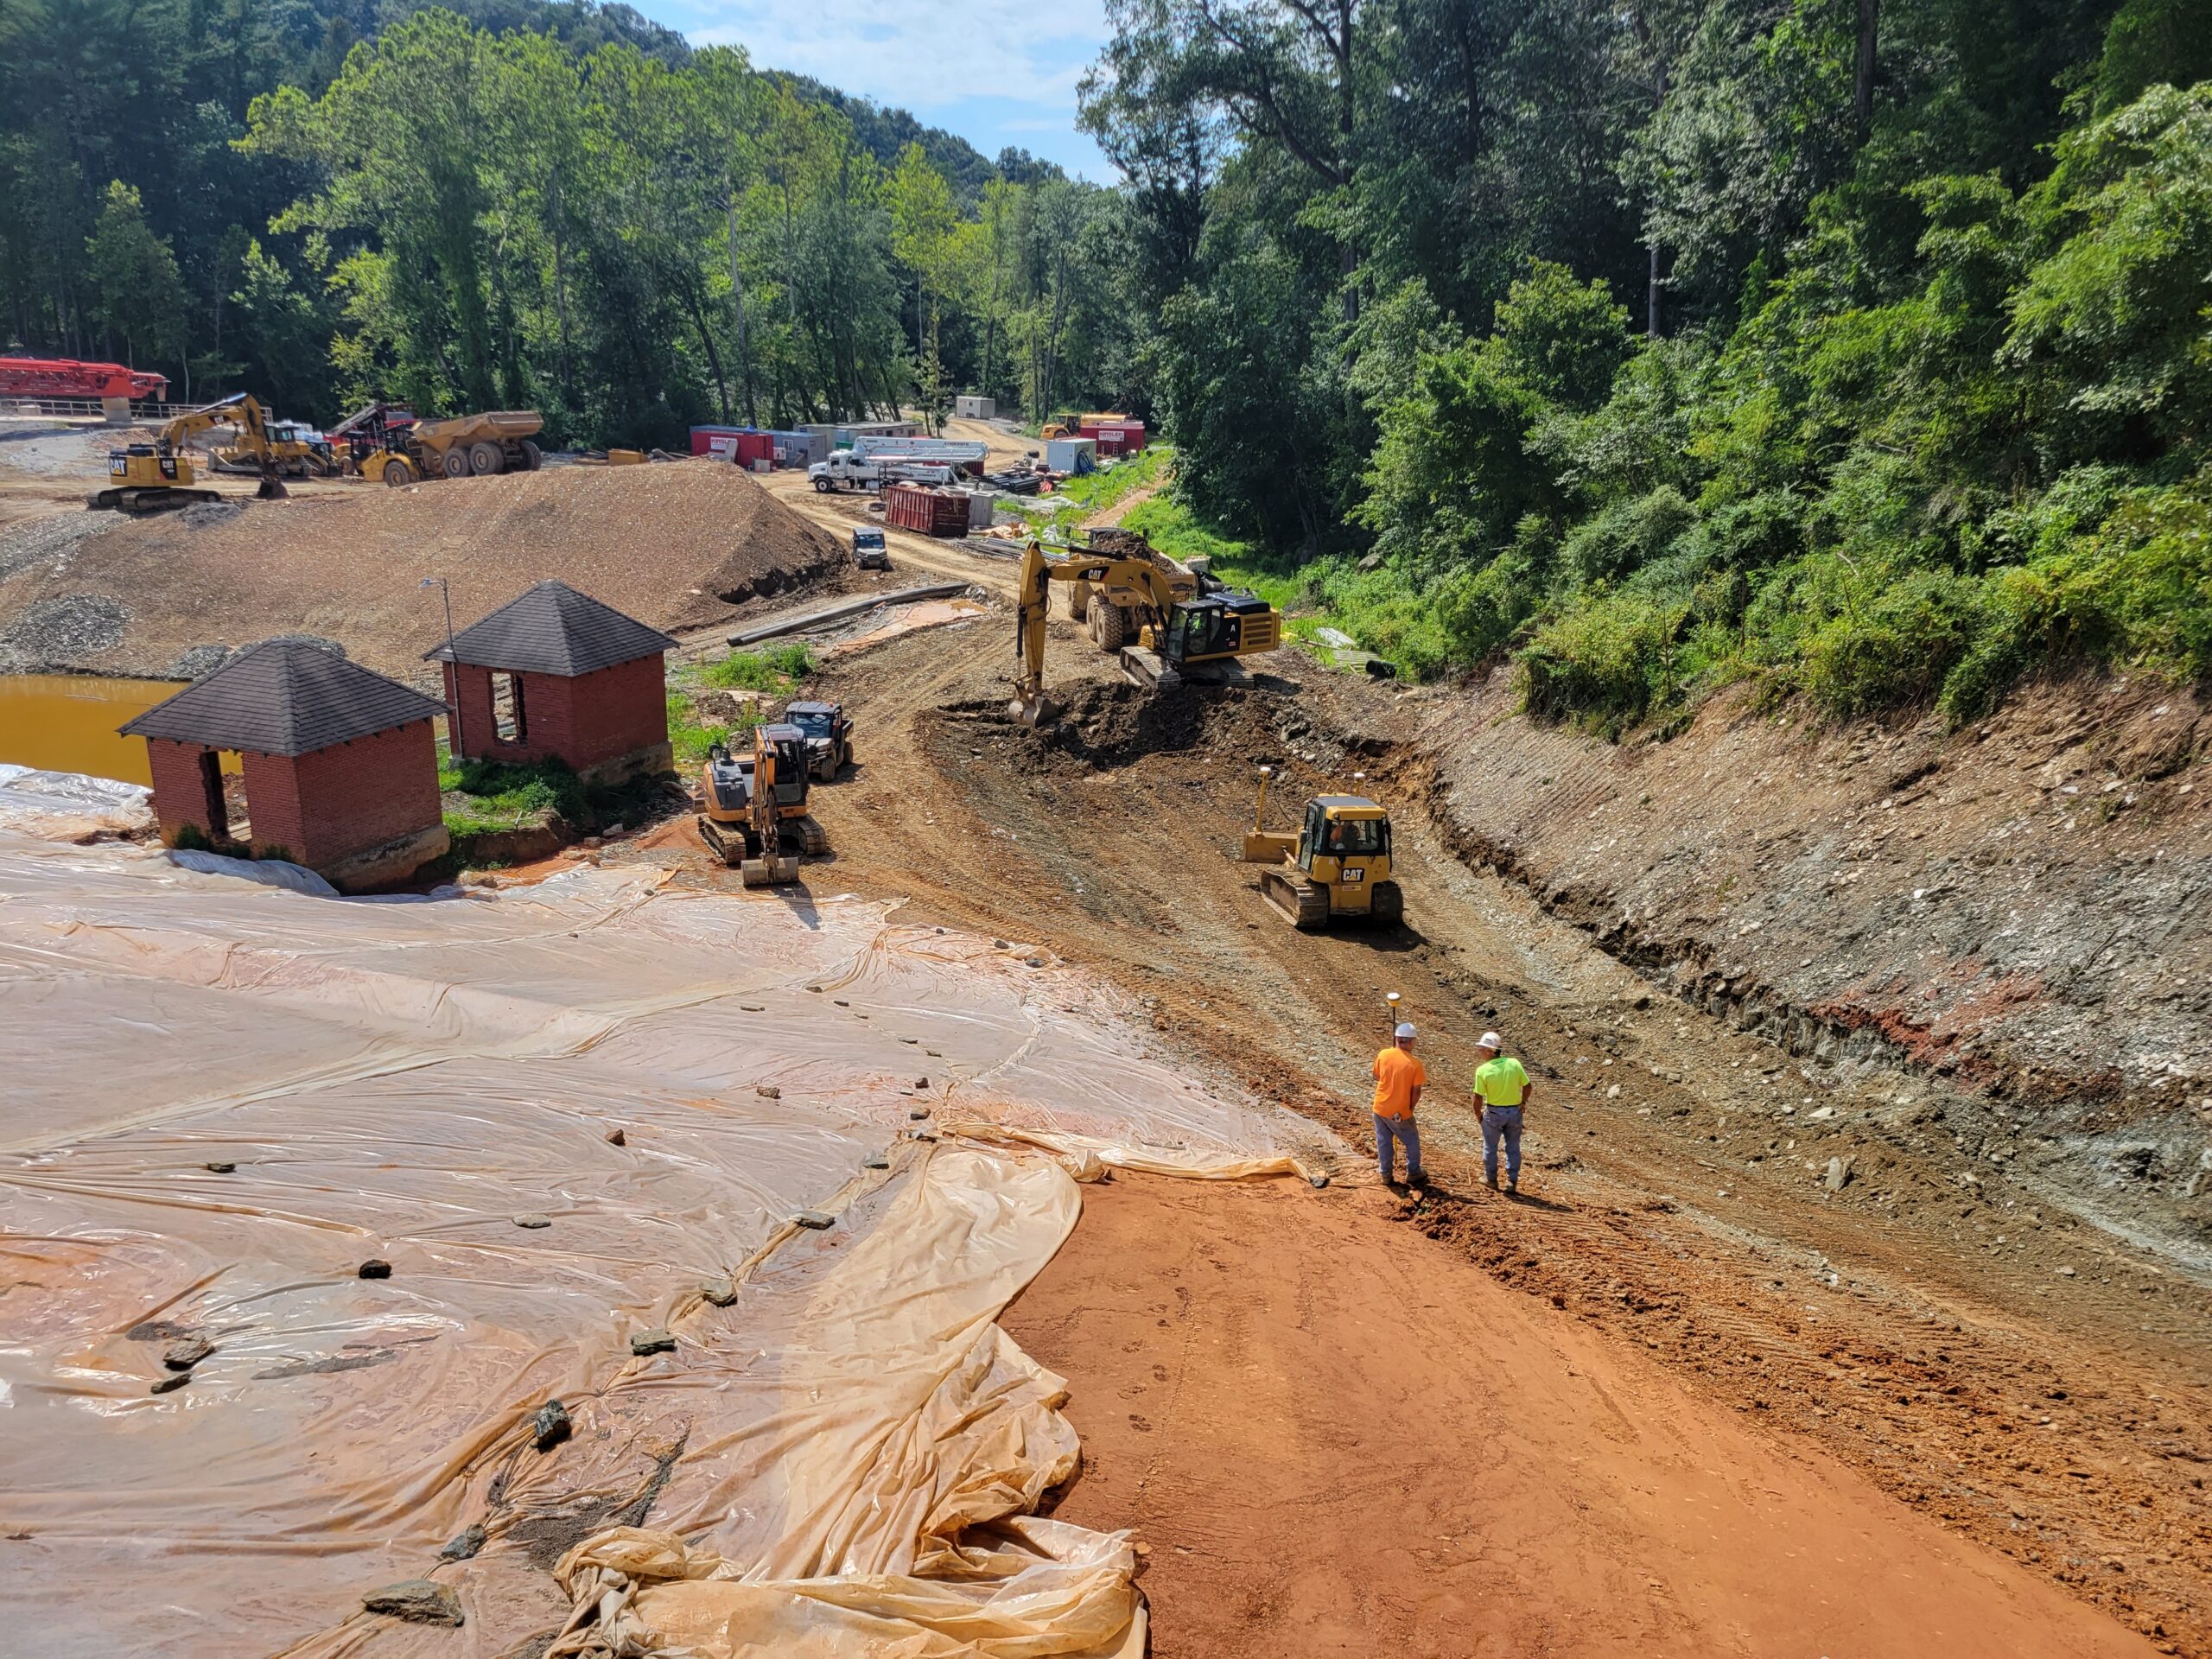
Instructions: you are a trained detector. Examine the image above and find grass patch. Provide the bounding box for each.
[702,641,815,691]
[668,692,734,765]
[1009,445,1174,540]
[437,754,588,836]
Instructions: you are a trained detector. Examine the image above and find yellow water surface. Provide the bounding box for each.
[0,674,216,786]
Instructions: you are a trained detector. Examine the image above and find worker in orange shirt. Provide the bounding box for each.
[1370,1021,1427,1188]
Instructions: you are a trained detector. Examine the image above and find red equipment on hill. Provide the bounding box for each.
[0,358,170,401]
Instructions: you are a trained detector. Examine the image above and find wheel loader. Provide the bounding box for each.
[1238,765,1404,930]
[696,722,831,886]
[1010,537,1282,726]
[87,392,290,513]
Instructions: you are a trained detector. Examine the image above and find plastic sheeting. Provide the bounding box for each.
[0,831,1340,1656]
[0,763,149,840]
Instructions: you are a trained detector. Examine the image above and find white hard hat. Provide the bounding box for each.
[1394,1022,1416,1040]
[1477,1031,1503,1051]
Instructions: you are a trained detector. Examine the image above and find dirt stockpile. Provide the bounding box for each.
[0,460,841,683]
[1410,670,2212,1261]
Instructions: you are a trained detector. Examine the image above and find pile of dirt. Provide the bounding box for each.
[0,459,842,683]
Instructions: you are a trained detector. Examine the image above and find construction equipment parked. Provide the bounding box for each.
[785,701,855,780]
[1238,765,1404,930]
[809,450,963,493]
[335,404,543,486]
[1010,537,1283,725]
[87,392,289,513]
[696,722,832,885]
[214,418,334,478]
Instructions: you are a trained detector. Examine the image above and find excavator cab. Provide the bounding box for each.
[1237,766,1404,931]
[1160,592,1281,664]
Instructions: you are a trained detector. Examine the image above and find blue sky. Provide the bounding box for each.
[645,0,1116,180]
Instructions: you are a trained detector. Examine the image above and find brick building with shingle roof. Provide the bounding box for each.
[121,639,450,890]
[426,581,677,784]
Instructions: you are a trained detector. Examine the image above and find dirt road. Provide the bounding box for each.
[1006,1173,2158,1657]
[628,604,2212,1656]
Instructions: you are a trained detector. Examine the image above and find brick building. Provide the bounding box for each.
[120,639,450,891]
[427,581,677,784]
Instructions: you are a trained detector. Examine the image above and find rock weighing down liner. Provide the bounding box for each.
[0,834,1334,1656]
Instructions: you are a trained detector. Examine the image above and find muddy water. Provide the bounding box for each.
[0,673,194,785]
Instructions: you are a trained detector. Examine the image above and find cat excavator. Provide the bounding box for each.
[696,721,832,887]
[88,392,290,514]
[1010,537,1281,726]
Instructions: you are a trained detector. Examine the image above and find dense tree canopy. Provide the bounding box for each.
[1083,0,2212,727]
[0,0,1137,445]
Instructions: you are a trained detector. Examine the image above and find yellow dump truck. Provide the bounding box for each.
[346,408,544,486]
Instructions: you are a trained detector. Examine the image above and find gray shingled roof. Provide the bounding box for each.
[120,639,448,756]
[423,580,677,677]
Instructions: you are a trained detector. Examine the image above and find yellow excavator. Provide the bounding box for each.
[88,392,289,514]
[696,721,832,886]
[1238,764,1403,930]
[1011,537,1282,725]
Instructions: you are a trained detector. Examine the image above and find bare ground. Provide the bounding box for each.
[618,613,2211,1656]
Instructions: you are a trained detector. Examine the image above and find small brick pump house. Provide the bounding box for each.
[428,581,677,783]
[119,639,450,890]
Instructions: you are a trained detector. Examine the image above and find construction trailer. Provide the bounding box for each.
[1081,418,1146,457]
[954,395,996,420]
[884,483,971,537]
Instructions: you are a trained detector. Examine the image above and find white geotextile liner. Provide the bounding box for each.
[0,834,1332,1656]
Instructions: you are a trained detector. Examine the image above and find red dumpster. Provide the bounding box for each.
[884,483,970,537]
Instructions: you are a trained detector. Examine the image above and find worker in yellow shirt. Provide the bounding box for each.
[1370,1021,1427,1189]
[1471,1031,1532,1194]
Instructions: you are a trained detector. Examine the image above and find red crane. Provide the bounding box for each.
[0,357,170,401]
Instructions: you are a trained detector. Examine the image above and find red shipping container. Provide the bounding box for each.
[884,483,970,537]
[689,426,774,466]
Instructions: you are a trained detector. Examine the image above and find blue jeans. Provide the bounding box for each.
[1374,1113,1423,1182]
[1482,1106,1523,1185]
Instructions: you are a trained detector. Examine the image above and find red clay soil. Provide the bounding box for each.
[1006,1173,2160,1659]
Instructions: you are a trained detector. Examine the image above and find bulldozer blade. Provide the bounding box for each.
[1240,832,1297,864]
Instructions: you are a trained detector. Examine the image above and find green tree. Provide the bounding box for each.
[85,181,185,369]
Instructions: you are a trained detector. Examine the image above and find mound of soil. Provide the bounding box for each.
[0,459,841,683]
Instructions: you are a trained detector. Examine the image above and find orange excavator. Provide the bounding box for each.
[696,723,830,886]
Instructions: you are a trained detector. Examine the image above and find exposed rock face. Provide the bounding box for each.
[1410,667,2212,1254]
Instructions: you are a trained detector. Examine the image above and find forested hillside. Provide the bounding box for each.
[0,0,1131,444]
[1084,0,2212,728]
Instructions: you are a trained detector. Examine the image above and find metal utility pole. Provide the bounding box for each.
[421,576,463,757]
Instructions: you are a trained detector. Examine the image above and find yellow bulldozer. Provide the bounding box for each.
[1238,765,1404,930]
[88,392,290,514]
[1010,537,1281,726]
[696,721,832,887]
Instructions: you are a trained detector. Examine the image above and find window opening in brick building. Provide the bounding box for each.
[492,672,525,743]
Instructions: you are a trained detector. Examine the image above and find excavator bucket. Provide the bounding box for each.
[256,475,289,500]
[740,854,801,888]
[1009,690,1060,728]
